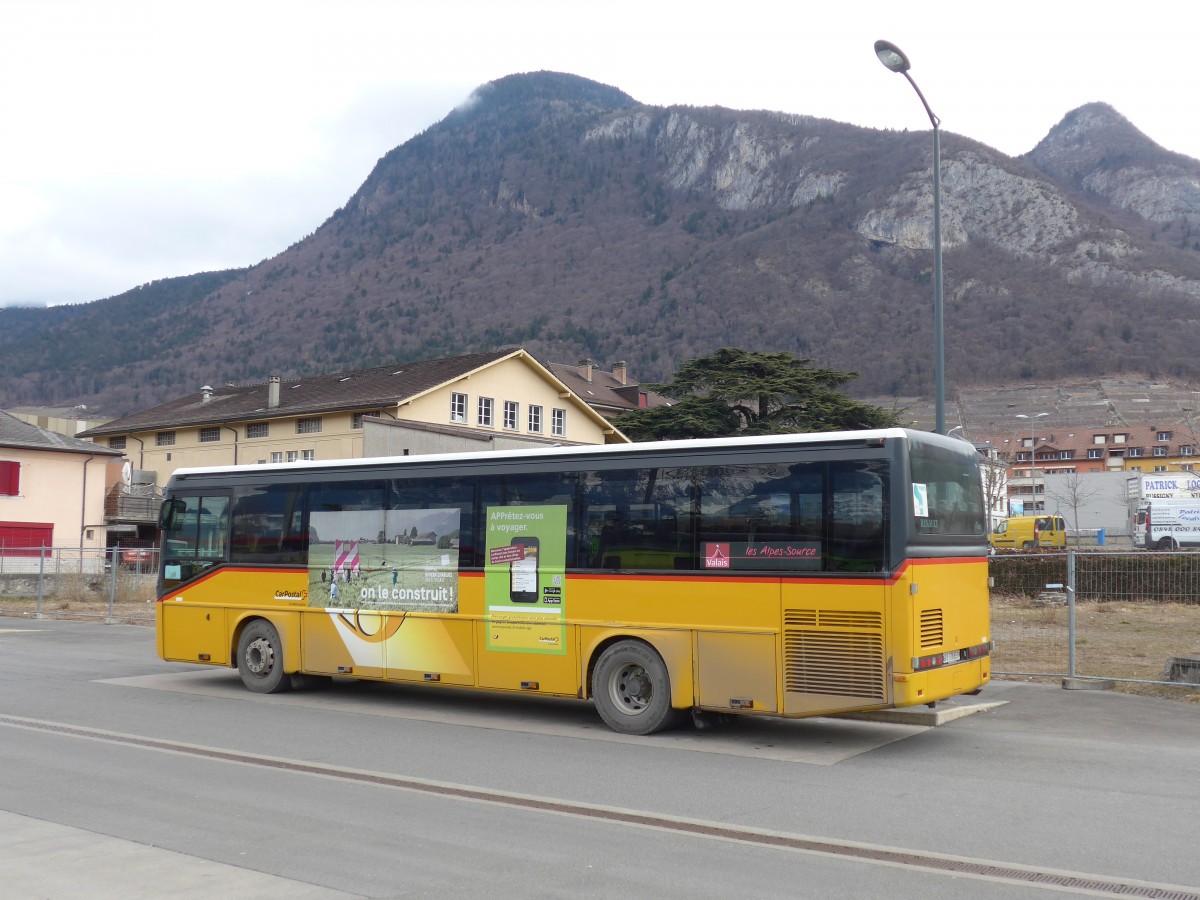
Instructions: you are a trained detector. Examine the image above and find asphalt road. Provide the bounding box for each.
[2,618,1199,899]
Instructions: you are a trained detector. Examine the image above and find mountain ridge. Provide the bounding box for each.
[5,71,1200,417]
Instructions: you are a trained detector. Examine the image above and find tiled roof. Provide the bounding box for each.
[0,410,122,456]
[78,350,518,437]
[976,423,1199,463]
[546,362,670,412]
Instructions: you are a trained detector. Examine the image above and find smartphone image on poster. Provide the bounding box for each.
[509,536,540,602]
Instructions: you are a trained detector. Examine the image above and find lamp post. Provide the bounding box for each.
[1016,413,1049,514]
[874,39,944,435]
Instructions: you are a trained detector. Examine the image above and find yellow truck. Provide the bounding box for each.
[989,515,1067,550]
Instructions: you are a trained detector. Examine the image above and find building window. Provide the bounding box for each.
[1153,447,1168,457]
[270,452,283,464]
[1158,431,1173,442]
[108,436,127,451]
[199,427,221,443]
[1113,433,1127,443]
[302,449,315,461]
[287,451,299,463]
[552,408,566,436]
[1092,435,1107,444]
[1087,449,1102,459]
[450,393,467,423]
[352,411,380,429]
[296,417,322,435]
[1184,464,1195,471]
[246,422,269,439]
[1182,445,1195,456]
[1128,448,1144,458]
[0,460,19,496]
[528,405,543,433]
[478,397,494,427]
[1155,465,1169,472]
[503,401,519,430]
[156,431,176,447]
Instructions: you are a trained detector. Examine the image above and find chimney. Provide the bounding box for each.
[200,385,213,403]
[268,375,280,409]
[579,358,595,383]
[612,361,628,385]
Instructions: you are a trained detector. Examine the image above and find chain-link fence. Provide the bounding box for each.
[990,550,1200,687]
[0,546,158,624]
[4,546,1199,686]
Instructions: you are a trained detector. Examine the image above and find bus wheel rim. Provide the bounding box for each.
[246,637,275,676]
[610,663,651,714]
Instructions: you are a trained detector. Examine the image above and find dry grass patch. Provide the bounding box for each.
[992,596,1200,702]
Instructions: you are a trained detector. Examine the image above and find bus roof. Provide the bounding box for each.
[166,427,962,484]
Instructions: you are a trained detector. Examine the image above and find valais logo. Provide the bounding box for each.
[704,543,731,569]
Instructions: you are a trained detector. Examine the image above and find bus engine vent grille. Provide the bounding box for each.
[919,608,944,649]
[783,609,885,699]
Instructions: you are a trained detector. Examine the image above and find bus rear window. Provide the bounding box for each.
[910,443,985,537]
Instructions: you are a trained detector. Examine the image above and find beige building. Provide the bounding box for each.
[0,410,123,558]
[78,349,629,487]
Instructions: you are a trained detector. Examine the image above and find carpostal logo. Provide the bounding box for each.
[704,543,731,569]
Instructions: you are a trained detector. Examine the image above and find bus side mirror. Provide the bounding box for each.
[159,498,180,531]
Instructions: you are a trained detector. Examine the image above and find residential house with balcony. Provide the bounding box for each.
[978,422,1199,516]
[0,410,123,560]
[78,350,629,492]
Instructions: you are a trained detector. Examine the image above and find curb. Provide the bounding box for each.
[834,700,1008,727]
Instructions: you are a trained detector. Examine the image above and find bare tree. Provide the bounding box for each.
[1045,472,1111,535]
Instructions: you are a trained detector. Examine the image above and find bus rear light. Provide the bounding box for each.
[912,642,990,671]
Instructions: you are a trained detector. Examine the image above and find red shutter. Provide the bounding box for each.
[0,522,53,555]
[0,461,19,496]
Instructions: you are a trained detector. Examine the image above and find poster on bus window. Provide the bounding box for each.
[307,508,461,612]
[484,505,567,654]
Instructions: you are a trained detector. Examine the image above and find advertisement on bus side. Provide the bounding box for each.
[484,505,567,655]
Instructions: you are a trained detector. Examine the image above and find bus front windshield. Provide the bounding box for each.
[160,494,230,587]
[909,440,985,538]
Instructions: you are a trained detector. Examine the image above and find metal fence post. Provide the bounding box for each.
[108,546,118,622]
[35,545,46,618]
[1066,550,1077,679]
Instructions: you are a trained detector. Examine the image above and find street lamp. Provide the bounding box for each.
[874,39,945,435]
[1016,413,1049,514]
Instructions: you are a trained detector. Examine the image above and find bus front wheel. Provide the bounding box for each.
[236,620,291,694]
[592,640,681,735]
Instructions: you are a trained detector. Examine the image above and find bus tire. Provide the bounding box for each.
[236,620,291,694]
[592,640,681,735]
[1022,541,1035,550]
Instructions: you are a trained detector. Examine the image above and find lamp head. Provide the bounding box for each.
[874,40,911,74]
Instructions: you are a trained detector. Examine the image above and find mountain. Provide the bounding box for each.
[6,72,1200,417]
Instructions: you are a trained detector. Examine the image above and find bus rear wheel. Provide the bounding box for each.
[592,640,681,735]
[236,620,291,694]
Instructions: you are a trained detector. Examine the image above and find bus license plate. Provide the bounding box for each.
[942,649,961,664]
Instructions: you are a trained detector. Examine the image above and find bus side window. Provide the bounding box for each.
[230,485,309,564]
[828,462,888,572]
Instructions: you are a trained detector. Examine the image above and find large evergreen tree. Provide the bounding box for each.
[616,348,897,441]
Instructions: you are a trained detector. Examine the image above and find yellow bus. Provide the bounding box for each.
[156,428,990,734]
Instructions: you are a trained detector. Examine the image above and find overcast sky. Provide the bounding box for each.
[3,0,1196,308]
